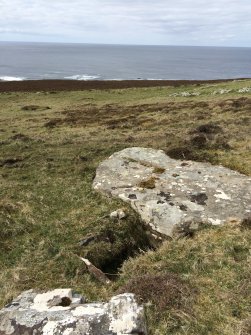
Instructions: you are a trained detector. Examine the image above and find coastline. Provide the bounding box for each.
[0,78,248,92]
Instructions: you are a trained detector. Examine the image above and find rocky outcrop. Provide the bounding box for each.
[93,147,251,237]
[0,289,147,335]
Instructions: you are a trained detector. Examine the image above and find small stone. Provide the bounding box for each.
[110,208,127,220]
[151,233,163,241]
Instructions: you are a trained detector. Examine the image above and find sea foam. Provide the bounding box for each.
[64,74,100,80]
[0,76,25,81]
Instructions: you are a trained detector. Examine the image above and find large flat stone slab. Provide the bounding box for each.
[93,147,251,237]
[0,289,147,335]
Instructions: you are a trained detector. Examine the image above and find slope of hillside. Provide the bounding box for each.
[0,79,250,334]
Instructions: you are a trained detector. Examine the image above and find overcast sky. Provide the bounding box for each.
[1,0,251,46]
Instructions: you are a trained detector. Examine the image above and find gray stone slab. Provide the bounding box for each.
[93,147,251,237]
[0,289,147,335]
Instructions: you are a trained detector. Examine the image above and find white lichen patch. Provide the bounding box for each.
[72,305,105,317]
[42,321,58,335]
[182,201,205,212]
[108,294,146,335]
[63,328,74,335]
[118,193,131,201]
[209,218,222,225]
[93,183,101,190]
[214,190,231,200]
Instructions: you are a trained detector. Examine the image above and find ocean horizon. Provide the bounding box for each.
[1,42,251,81]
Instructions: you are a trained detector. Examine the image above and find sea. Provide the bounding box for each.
[0,42,251,81]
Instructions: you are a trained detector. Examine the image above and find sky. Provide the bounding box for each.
[0,0,251,46]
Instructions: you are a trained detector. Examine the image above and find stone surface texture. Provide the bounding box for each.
[93,147,251,237]
[0,289,147,335]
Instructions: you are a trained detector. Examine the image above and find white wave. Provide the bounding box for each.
[64,74,100,81]
[0,76,26,81]
[106,78,165,81]
[106,78,124,81]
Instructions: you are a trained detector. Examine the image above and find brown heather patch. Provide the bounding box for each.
[240,215,251,230]
[240,317,251,335]
[0,156,25,167]
[21,105,51,111]
[118,273,195,312]
[38,96,250,174]
[119,222,251,334]
[138,176,157,189]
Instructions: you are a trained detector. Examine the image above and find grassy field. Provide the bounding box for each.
[0,79,251,334]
